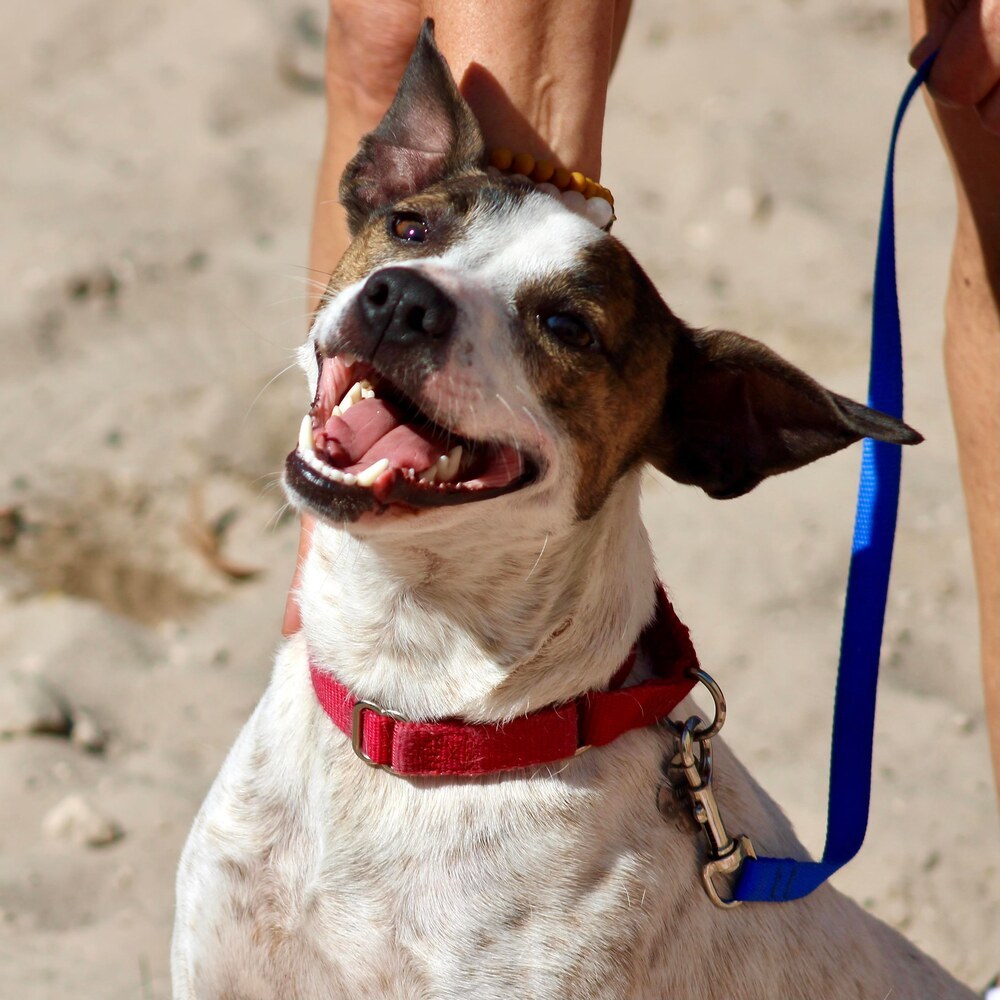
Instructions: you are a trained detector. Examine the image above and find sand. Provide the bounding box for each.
[1,0,997,996]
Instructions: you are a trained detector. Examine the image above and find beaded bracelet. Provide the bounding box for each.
[488,148,616,230]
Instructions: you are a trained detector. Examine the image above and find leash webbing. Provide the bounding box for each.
[732,56,935,902]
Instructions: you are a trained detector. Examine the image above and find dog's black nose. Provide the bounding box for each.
[360,267,456,345]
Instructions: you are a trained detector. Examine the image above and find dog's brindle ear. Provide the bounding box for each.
[339,19,485,235]
[648,327,923,500]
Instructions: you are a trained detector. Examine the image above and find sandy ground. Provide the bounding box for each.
[1,0,998,996]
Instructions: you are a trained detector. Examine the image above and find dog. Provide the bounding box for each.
[172,22,975,999]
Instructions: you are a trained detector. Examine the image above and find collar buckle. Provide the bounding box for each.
[351,699,405,771]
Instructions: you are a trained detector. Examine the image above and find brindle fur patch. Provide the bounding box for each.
[514,239,681,519]
[321,174,533,311]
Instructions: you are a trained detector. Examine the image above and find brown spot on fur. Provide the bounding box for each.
[220,856,252,884]
[252,918,291,961]
[328,176,529,368]
[247,740,269,774]
[229,895,255,925]
[330,174,524,304]
[411,547,444,585]
[504,902,532,931]
[551,617,573,638]
[514,239,678,519]
[508,232,919,513]
[474,930,496,950]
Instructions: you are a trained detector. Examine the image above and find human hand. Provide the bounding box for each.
[910,0,1000,134]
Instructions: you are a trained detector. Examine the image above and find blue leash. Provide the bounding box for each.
[733,56,935,903]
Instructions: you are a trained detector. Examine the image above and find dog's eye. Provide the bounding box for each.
[541,312,597,352]
[389,214,429,243]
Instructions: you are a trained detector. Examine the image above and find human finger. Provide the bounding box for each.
[916,0,1000,107]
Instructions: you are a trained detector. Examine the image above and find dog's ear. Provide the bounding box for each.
[647,327,922,499]
[339,19,485,234]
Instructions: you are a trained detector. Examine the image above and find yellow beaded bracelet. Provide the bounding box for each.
[488,148,615,207]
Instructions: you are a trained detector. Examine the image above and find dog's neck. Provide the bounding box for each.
[299,471,656,722]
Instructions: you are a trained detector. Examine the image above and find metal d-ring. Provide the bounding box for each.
[685,668,726,742]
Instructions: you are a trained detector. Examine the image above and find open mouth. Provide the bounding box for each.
[286,354,538,517]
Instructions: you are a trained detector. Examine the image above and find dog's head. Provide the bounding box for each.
[285,21,919,535]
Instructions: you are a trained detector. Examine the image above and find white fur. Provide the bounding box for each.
[173,193,974,999]
[441,190,606,297]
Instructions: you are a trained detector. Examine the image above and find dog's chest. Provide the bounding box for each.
[178,667,688,1000]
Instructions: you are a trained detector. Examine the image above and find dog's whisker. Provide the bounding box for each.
[494,392,516,423]
[525,534,549,581]
[252,471,285,488]
[263,294,325,312]
[257,299,325,323]
[265,501,293,533]
[288,263,334,278]
[244,362,302,423]
[280,271,331,287]
[257,480,287,503]
[520,403,542,438]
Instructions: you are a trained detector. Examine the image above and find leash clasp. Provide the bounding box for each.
[663,671,755,909]
[702,834,757,910]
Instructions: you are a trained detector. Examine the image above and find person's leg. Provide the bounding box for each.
[910,0,1000,803]
[310,0,633,314]
[283,0,633,635]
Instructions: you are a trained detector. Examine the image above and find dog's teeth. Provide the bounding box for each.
[360,381,375,400]
[298,415,314,454]
[301,447,358,487]
[356,458,390,487]
[341,351,357,366]
[340,381,364,412]
[331,405,342,418]
[418,465,437,484]
[437,445,462,482]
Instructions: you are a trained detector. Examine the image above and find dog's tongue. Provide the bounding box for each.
[316,398,446,474]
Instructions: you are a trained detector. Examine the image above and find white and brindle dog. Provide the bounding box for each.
[173,23,974,1000]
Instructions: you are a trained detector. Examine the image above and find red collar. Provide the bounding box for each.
[309,585,698,777]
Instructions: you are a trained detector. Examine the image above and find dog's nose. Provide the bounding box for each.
[359,267,456,345]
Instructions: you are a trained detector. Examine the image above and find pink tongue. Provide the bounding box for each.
[318,397,446,474]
